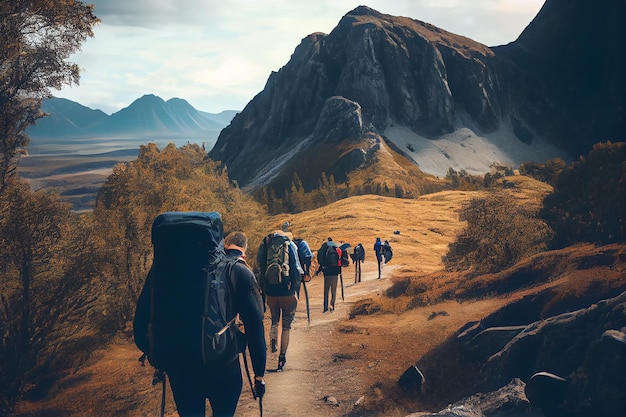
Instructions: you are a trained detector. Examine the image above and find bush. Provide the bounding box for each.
[540,142,626,247]
[444,191,554,276]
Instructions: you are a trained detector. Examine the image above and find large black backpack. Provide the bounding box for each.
[133,212,241,371]
[318,241,340,267]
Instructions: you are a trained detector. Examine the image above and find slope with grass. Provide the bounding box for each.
[14,176,626,416]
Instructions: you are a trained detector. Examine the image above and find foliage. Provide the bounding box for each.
[443,190,554,276]
[0,178,75,414]
[445,168,484,190]
[258,167,443,214]
[91,143,266,328]
[0,0,98,190]
[540,142,626,247]
[519,158,567,186]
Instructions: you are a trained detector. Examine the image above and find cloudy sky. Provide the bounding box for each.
[56,0,545,114]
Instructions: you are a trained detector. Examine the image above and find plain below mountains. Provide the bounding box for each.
[21,95,237,211]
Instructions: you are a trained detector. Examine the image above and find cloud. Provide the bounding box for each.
[57,1,545,113]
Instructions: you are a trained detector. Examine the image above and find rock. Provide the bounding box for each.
[524,372,567,416]
[415,290,626,416]
[398,365,425,394]
[589,329,626,417]
[458,378,531,416]
[323,395,338,406]
[354,395,365,406]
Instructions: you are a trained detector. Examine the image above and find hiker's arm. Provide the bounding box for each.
[234,264,266,378]
[288,242,302,295]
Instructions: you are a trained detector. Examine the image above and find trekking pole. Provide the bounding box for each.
[302,279,311,324]
[160,374,166,417]
[339,272,344,301]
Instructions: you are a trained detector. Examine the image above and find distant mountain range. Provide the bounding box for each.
[27,94,237,145]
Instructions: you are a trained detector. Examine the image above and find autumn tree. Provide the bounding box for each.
[0,0,98,190]
[0,178,74,414]
[91,144,266,326]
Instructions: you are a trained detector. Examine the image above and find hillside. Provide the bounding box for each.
[14,177,625,416]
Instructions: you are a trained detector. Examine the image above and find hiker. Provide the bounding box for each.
[351,243,365,283]
[382,240,393,264]
[374,237,383,279]
[257,230,303,371]
[293,236,313,282]
[317,237,342,312]
[134,213,266,417]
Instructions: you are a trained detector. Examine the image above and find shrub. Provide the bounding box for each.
[444,191,554,276]
[540,142,626,247]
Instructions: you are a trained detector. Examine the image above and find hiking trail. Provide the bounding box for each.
[235,262,397,417]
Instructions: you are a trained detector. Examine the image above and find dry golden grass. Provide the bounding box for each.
[14,175,626,417]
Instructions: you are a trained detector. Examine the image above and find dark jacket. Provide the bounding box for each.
[225,249,266,378]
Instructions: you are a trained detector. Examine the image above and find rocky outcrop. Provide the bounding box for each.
[209,6,506,192]
[209,2,623,192]
[413,291,626,417]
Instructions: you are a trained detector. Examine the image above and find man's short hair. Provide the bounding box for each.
[224,231,248,249]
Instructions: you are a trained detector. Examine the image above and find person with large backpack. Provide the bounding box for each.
[257,230,303,371]
[374,237,383,279]
[293,237,313,280]
[382,240,393,264]
[133,213,266,417]
[316,237,342,313]
[351,243,365,283]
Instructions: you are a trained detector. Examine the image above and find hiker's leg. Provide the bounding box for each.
[279,295,297,354]
[328,275,338,310]
[206,359,243,417]
[266,295,280,350]
[167,367,207,417]
[323,275,330,312]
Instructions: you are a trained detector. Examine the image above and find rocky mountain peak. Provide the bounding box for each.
[209,2,622,193]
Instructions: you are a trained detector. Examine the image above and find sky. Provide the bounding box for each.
[55,0,546,115]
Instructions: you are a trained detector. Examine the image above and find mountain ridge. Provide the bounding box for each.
[209,1,623,193]
[27,94,237,143]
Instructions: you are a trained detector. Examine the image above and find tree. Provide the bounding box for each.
[92,144,266,325]
[444,191,554,276]
[540,142,626,247]
[0,178,73,414]
[0,0,98,190]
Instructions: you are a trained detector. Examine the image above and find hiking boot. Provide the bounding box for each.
[270,339,277,353]
[277,353,286,371]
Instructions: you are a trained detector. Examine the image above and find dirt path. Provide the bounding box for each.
[235,261,395,417]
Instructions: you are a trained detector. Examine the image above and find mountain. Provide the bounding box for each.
[27,95,237,143]
[494,0,624,158]
[209,1,623,193]
[27,97,108,137]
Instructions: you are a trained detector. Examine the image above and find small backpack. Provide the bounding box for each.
[133,212,242,372]
[260,233,291,286]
